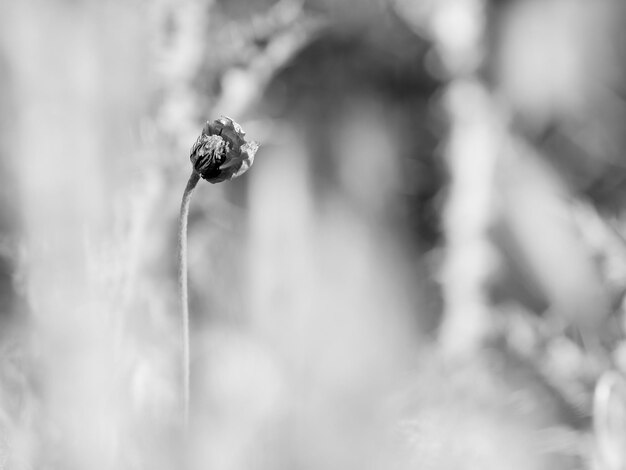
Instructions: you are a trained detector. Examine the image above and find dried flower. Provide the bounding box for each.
[179,115,259,428]
[190,116,259,183]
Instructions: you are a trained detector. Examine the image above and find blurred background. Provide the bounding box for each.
[1,0,626,468]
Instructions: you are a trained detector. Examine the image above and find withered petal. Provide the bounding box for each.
[190,117,259,184]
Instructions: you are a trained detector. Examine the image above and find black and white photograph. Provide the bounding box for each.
[0,0,626,468]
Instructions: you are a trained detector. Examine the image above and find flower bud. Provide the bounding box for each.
[190,116,259,183]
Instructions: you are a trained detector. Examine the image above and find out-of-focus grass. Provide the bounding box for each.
[0,0,625,469]
[0,1,183,468]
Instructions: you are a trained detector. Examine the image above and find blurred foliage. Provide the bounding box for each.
[0,0,626,468]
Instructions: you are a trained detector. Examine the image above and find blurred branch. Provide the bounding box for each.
[426,0,501,357]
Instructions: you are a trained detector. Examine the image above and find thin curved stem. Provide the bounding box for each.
[178,170,200,429]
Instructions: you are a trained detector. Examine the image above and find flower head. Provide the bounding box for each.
[190,116,259,183]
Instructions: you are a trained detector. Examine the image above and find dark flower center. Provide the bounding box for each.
[192,134,232,179]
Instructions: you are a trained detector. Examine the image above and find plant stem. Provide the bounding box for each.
[178,170,200,429]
